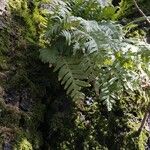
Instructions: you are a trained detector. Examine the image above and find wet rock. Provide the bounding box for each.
[19,100,31,111]
[147,114,150,131]
[3,89,20,105]
[0,72,7,80]
[0,86,4,97]
[19,89,31,111]
[0,0,7,15]
[147,137,150,150]
[0,19,5,29]
[3,88,32,111]
[146,36,150,44]
[19,115,27,129]
[3,142,12,150]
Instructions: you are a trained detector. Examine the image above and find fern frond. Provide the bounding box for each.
[53,57,91,100]
[39,47,59,64]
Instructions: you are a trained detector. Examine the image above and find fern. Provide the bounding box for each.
[40,47,91,100]
[40,0,150,109]
[55,57,91,100]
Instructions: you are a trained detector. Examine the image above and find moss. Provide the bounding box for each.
[15,138,33,150]
[123,130,149,150]
[0,96,45,148]
[13,125,43,149]
[9,0,46,43]
[114,0,134,20]
[0,98,21,127]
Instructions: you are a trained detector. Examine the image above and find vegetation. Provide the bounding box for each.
[0,0,150,149]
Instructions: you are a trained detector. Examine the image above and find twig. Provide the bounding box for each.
[137,104,150,135]
[133,0,150,25]
[138,89,150,134]
[126,16,150,26]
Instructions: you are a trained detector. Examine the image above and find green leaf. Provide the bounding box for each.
[39,48,59,64]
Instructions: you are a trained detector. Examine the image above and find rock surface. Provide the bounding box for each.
[0,0,7,15]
